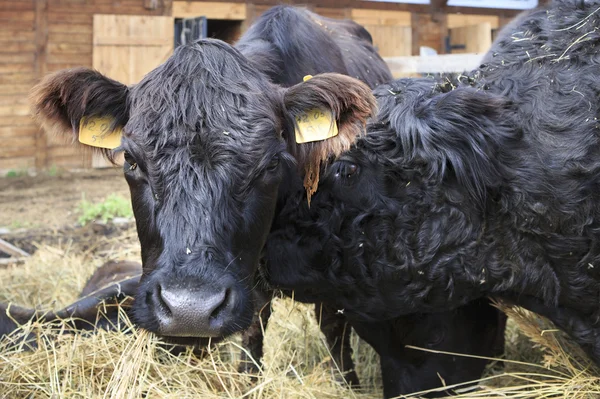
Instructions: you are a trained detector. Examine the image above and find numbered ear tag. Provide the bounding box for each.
[294,108,339,144]
[79,116,122,149]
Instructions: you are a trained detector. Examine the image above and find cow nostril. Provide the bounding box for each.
[155,283,173,317]
[209,287,231,321]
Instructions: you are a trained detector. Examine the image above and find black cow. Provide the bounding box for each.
[30,5,385,383]
[264,0,600,375]
[29,4,506,396]
[266,158,508,397]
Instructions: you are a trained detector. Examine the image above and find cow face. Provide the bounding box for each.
[31,40,375,341]
[265,79,519,320]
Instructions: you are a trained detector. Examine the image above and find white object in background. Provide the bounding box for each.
[365,0,430,3]
[447,0,537,10]
[384,53,484,76]
[420,46,438,57]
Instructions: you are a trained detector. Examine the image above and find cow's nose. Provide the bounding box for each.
[153,283,232,337]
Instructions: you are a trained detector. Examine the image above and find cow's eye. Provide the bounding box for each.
[123,151,137,172]
[334,162,359,179]
[267,154,280,172]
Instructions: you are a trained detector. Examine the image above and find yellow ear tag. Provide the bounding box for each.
[303,75,313,82]
[295,108,339,144]
[78,116,122,149]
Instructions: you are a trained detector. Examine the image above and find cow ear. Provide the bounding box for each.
[30,67,129,162]
[282,73,376,202]
[399,87,515,204]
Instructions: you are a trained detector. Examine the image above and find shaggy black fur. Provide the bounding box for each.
[27,4,383,387]
[264,0,600,370]
[27,5,509,396]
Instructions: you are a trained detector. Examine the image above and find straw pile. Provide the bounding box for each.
[0,228,599,399]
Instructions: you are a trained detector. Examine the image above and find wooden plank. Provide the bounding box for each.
[364,25,411,57]
[0,1,34,11]
[47,145,91,170]
[0,64,35,74]
[0,42,37,53]
[0,31,35,42]
[0,23,35,32]
[0,73,38,84]
[49,32,93,44]
[45,154,88,169]
[48,24,92,34]
[172,1,246,20]
[94,37,172,47]
[0,104,30,116]
[0,126,38,138]
[49,4,164,14]
[350,9,411,26]
[0,11,35,22]
[3,136,37,148]
[0,54,36,64]
[447,14,499,29]
[0,146,37,158]
[450,23,492,54]
[45,132,73,146]
[45,63,88,72]
[0,115,35,127]
[48,12,92,24]
[314,7,349,20]
[0,84,36,95]
[46,53,92,65]
[47,42,92,54]
[47,145,81,158]
[0,238,31,258]
[0,94,29,106]
[0,156,35,171]
[384,53,484,78]
[0,97,31,106]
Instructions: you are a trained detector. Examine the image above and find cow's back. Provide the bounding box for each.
[235,6,392,88]
[471,1,600,311]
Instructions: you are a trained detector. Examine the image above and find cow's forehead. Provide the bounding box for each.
[126,40,281,140]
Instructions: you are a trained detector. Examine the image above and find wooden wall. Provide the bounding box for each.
[0,0,529,172]
[0,0,171,172]
[0,1,38,171]
[45,0,169,170]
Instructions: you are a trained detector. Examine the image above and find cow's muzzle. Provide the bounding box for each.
[144,275,240,338]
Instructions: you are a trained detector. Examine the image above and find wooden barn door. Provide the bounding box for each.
[446,15,497,55]
[448,23,493,54]
[362,25,412,57]
[92,14,173,167]
[350,10,412,58]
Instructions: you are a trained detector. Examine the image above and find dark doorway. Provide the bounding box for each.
[175,18,243,47]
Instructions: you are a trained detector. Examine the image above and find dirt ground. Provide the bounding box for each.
[0,168,129,230]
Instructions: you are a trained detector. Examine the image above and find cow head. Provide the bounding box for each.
[264,78,519,320]
[30,40,375,342]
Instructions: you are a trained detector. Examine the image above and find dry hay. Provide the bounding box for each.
[0,234,599,399]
